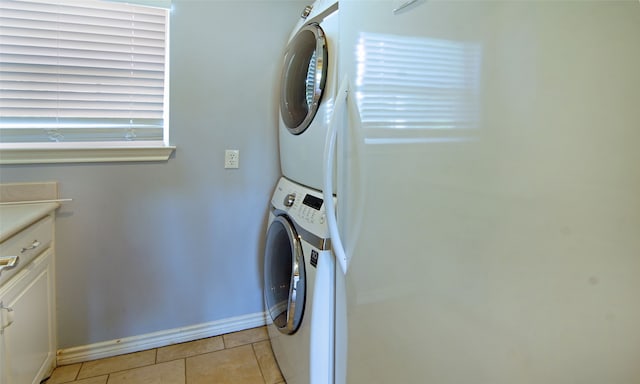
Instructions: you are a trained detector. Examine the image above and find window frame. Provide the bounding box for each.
[0,0,175,165]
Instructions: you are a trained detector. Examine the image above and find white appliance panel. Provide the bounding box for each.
[280,8,339,192]
[334,1,640,383]
[266,177,336,384]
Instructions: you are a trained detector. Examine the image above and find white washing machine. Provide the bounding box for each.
[279,1,339,192]
[264,177,335,384]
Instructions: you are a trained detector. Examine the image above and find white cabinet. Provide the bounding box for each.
[0,212,56,384]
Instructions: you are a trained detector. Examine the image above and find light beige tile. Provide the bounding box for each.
[107,359,185,384]
[46,363,82,383]
[77,350,156,379]
[186,345,264,384]
[70,376,108,384]
[157,336,224,363]
[253,340,284,384]
[223,327,268,349]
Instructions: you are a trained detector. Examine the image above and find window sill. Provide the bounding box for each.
[0,143,176,165]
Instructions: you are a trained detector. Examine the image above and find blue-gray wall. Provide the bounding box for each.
[0,0,303,349]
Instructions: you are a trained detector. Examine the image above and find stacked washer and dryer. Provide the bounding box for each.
[263,1,338,384]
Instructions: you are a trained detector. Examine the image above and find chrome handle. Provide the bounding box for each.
[0,301,14,334]
[0,255,19,274]
[393,0,421,14]
[20,239,40,253]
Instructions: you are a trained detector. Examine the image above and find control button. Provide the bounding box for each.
[284,193,296,207]
[301,4,313,19]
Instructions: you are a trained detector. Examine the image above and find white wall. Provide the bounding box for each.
[0,0,304,349]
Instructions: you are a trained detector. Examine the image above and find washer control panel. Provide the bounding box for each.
[271,177,333,237]
[299,194,325,225]
[303,194,323,210]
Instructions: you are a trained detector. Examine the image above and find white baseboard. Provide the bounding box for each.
[56,312,267,366]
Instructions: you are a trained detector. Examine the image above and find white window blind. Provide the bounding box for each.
[0,0,169,145]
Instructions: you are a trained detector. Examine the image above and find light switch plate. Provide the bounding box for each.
[224,149,239,169]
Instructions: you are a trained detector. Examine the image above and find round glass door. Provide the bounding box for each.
[280,23,328,135]
[264,215,306,334]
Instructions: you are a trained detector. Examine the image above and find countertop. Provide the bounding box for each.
[0,203,60,243]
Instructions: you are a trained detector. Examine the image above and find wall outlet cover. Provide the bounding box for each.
[224,149,239,169]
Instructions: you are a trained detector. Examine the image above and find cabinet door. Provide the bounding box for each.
[0,249,55,384]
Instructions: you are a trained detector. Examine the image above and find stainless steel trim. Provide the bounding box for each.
[280,23,328,135]
[278,216,303,334]
[271,206,331,250]
[266,215,306,335]
[0,255,19,275]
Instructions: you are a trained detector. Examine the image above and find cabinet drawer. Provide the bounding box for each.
[0,216,53,287]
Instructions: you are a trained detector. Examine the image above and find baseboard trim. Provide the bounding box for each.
[56,312,267,366]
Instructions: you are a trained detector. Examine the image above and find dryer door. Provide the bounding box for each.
[264,215,306,334]
[280,23,328,135]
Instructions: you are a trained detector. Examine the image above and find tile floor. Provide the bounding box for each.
[45,326,285,384]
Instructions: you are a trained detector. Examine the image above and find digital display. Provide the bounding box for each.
[303,194,323,210]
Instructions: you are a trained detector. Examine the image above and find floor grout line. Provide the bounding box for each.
[251,342,267,384]
[181,358,186,384]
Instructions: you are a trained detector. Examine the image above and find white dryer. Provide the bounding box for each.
[279,1,338,192]
[264,177,335,384]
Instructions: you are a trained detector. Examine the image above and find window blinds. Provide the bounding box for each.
[0,0,168,144]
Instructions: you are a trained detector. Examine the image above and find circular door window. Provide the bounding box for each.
[280,23,328,135]
[264,215,306,334]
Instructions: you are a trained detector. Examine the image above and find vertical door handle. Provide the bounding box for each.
[323,76,349,275]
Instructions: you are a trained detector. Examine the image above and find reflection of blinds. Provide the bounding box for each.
[305,51,317,108]
[356,32,481,130]
[0,0,168,143]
